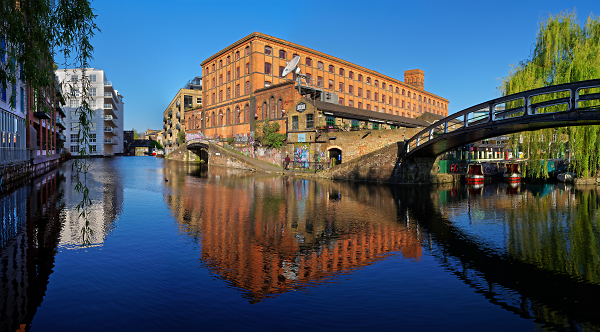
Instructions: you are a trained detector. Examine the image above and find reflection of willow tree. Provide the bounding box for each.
[501,11,600,178]
[506,189,600,284]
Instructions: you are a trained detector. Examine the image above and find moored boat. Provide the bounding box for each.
[557,172,575,182]
[466,164,484,184]
[503,163,521,182]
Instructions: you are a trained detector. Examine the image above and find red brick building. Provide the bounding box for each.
[196,32,448,139]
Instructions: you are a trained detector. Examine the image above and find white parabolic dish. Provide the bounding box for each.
[281,55,300,77]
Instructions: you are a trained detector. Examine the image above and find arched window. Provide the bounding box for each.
[236,106,240,124]
[263,101,268,120]
[305,57,312,66]
[264,46,272,55]
[358,74,362,82]
[277,98,283,118]
[244,104,249,123]
[219,110,223,126]
[226,108,231,125]
[245,46,250,56]
[270,96,275,119]
[211,112,215,127]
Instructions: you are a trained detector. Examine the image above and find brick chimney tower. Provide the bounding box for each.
[404,69,425,89]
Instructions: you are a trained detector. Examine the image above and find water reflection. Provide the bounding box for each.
[164,162,423,303]
[397,182,600,330]
[0,169,63,332]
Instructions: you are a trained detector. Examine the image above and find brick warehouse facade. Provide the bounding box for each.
[197,32,449,139]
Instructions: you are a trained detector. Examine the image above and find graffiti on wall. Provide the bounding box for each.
[294,143,310,167]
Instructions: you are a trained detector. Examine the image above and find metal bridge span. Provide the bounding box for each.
[404,79,600,158]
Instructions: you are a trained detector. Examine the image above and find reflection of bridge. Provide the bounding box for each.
[404,79,600,158]
[394,185,600,329]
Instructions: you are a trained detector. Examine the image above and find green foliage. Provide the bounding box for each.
[133,129,140,139]
[254,120,286,149]
[151,140,163,150]
[500,11,600,178]
[177,129,186,145]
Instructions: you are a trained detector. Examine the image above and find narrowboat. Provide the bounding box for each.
[503,163,521,182]
[466,164,484,184]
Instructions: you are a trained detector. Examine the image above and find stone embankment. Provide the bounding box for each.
[1,154,67,191]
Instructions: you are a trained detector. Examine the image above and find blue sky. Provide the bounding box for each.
[82,0,597,132]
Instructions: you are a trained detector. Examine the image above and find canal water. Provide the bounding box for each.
[1,157,599,331]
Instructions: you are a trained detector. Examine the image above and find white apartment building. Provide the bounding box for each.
[55,68,124,156]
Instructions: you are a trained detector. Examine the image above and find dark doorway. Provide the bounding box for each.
[329,148,342,166]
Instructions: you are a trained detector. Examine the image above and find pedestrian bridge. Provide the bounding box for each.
[403,79,600,158]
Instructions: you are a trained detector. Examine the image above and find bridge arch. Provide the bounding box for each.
[327,146,343,165]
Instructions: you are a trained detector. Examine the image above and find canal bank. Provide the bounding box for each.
[1,153,69,192]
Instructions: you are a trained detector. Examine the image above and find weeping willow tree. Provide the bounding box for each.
[500,11,600,178]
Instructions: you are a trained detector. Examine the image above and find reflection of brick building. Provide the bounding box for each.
[165,164,422,302]
[199,32,449,139]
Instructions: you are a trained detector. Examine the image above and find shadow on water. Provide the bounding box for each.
[393,182,600,331]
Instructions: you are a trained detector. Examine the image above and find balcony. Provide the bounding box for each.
[104,92,112,97]
[168,120,172,125]
[34,111,51,120]
[103,138,116,145]
[103,103,117,117]
[104,81,112,86]
[57,133,66,141]
[104,115,117,127]
[175,123,180,130]
[104,127,116,136]
[163,124,167,130]
[103,104,112,110]
[167,129,172,134]
[56,117,66,129]
[176,112,181,119]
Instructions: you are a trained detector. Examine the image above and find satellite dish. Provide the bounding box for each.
[281,55,301,77]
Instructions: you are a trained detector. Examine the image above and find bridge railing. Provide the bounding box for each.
[405,79,600,157]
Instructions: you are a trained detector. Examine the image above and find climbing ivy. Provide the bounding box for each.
[500,11,600,178]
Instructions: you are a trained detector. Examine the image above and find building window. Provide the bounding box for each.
[212,63,215,71]
[352,119,359,128]
[219,90,223,102]
[366,104,371,110]
[236,106,240,124]
[408,102,411,109]
[70,134,79,142]
[317,76,323,87]
[264,81,271,87]
[292,115,298,129]
[306,114,314,129]
[236,67,240,78]
[90,74,96,82]
[279,49,286,59]
[306,72,311,84]
[339,68,344,76]
[277,98,283,118]
[382,94,385,103]
[279,66,285,77]
[265,62,271,75]
[244,104,249,122]
[366,77,371,84]
[402,89,405,96]
[402,100,405,108]
[348,85,353,95]
[265,46,272,55]
[262,102,268,119]
[349,100,353,107]
[219,60,223,68]
[326,116,335,126]
[227,56,231,65]
[227,71,231,82]
[227,87,231,100]
[270,96,275,119]
[396,87,399,93]
[373,122,379,130]
[236,84,240,97]
[235,51,240,60]
[339,82,344,93]
[90,88,96,96]
[374,106,378,112]
[245,46,250,56]
[328,79,333,89]
[395,98,399,106]
[212,93,215,104]
[358,74,362,82]
[306,58,312,66]
[246,62,250,75]
[226,109,231,125]
[70,146,79,153]
[317,61,323,70]
[349,71,354,79]
[219,110,223,126]
[374,80,379,88]
[219,74,223,85]
[339,97,344,105]
[358,102,362,109]
[90,100,96,108]
[366,90,370,99]
[389,85,393,92]
[374,92,378,101]
[382,82,386,89]
[212,77,215,88]
[389,96,392,105]
[245,81,250,94]
[382,107,385,113]
[89,134,96,143]
[329,65,334,73]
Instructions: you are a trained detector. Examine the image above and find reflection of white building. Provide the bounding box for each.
[55,68,124,156]
[59,160,124,248]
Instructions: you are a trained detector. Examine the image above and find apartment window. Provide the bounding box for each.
[395,98,399,106]
[70,146,79,153]
[358,74,362,82]
[317,76,323,87]
[70,134,79,143]
[366,77,371,84]
[408,102,411,109]
[396,87,399,93]
[212,64,216,71]
[374,106,378,112]
[227,56,231,64]
[264,81,271,87]
[227,87,231,100]
[374,80,379,87]
[71,75,78,82]
[245,81,250,94]
[69,100,78,108]
[219,60,223,68]
[246,62,250,75]
[306,113,314,129]
[212,77,215,88]
[279,49,286,59]
[402,100,405,108]
[317,61,323,70]
[306,73,311,83]
[366,104,371,110]
[235,84,240,97]
[89,134,96,143]
[358,102,362,109]
[419,105,422,112]
[402,89,405,96]
[235,51,240,60]
[382,94,385,103]
[90,74,96,82]
[382,83,386,89]
[236,67,240,78]
[358,87,362,97]
[389,96,392,105]
[245,46,250,56]
[292,115,299,129]
[374,92,378,101]
[205,67,209,74]
[348,100,353,107]
[349,71,354,79]
[265,46,272,55]
[219,74,223,85]
[90,100,96,108]
[348,85,353,95]
[407,91,411,98]
[212,93,215,104]
[382,108,385,113]
[279,66,285,77]
[306,58,312,66]
[328,79,333,89]
[389,85,393,92]
[366,90,370,99]
[226,109,231,125]
[339,97,344,105]
[227,71,231,82]
[339,82,344,93]
[329,65,334,73]
[339,68,344,76]
[219,90,223,102]
[90,88,96,96]
[265,62,272,75]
